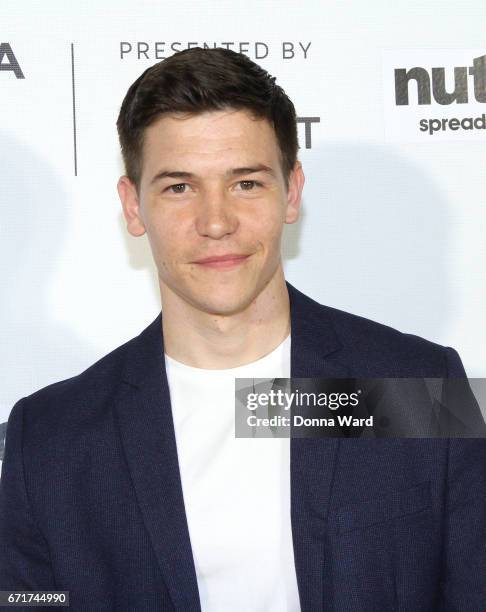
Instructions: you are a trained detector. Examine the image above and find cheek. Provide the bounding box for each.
[252,210,285,244]
[145,204,186,243]
[145,219,181,266]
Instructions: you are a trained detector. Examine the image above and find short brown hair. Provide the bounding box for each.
[116,47,299,190]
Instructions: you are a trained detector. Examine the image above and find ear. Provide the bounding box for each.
[284,161,305,224]
[117,176,146,237]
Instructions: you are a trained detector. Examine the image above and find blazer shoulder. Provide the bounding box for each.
[13,332,139,426]
[323,301,437,346]
[314,299,461,376]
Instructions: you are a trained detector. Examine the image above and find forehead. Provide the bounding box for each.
[141,109,281,175]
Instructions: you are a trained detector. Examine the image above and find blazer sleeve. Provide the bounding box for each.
[439,347,486,610]
[444,346,467,377]
[0,398,57,595]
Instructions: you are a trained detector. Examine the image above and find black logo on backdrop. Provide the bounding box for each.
[119,41,312,60]
[395,55,485,105]
[394,54,486,135]
[297,117,320,149]
[0,43,24,78]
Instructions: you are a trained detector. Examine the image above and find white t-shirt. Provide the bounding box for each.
[164,334,301,612]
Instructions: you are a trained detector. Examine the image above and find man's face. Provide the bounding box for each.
[118,109,304,316]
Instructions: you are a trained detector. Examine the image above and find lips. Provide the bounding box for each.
[195,254,249,264]
[192,253,250,269]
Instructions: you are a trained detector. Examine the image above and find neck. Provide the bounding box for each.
[160,267,290,369]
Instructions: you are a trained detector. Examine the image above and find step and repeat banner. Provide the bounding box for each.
[1,1,485,459]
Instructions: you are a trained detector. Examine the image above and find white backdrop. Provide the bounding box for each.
[1,1,485,451]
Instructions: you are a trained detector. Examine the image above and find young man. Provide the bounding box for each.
[1,48,485,611]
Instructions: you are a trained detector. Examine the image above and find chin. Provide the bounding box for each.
[197,296,253,317]
[189,286,257,317]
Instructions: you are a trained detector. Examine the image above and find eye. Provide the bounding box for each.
[237,180,262,191]
[166,183,189,194]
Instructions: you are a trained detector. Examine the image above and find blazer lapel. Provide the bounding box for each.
[114,314,201,612]
[287,281,348,612]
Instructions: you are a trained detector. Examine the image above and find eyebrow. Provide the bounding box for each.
[150,164,276,185]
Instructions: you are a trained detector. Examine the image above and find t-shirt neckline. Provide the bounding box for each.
[164,333,291,375]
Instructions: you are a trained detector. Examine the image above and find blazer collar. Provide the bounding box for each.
[116,281,345,612]
[116,311,201,611]
[286,282,345,611]
[286,281,345,377]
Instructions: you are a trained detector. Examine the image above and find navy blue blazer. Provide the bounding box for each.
[1,282,485,611]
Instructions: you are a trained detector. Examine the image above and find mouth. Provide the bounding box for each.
[192,254,251,270]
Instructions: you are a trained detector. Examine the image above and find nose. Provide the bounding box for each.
[195,187,239,239]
